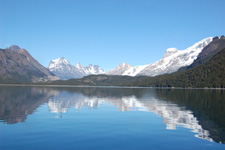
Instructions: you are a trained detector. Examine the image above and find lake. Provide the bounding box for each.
[0,86,225,150]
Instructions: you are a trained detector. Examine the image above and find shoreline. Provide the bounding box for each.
[0,84,225,90]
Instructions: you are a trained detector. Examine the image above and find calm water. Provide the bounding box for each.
[0,86,225,150]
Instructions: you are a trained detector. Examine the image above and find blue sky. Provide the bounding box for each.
[0,0,225,71]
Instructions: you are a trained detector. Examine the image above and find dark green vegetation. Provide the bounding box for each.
[45,75,148,86]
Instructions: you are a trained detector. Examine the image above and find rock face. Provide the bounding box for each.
[198,36,225,59]
[180,36,225,71]
[107,37,213,76]
[0,45,59,83]
[48,58,105,80]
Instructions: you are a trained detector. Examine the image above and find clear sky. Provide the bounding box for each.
[0,0,225,71]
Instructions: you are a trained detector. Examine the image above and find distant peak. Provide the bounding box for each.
[94,65,99,67]
[8,45,21,51]
[164,48,178,57]
[75,63,84,68]
[119,62,132,68]
[177,37,213,53]
[48,57,70,69]
[121,62,127,65]
[220,35,225,39]
[51,57,69,64]
[77,62,82,66]
[166,48,178,52]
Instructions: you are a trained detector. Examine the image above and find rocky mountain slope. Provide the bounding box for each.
[48,57,105,79]
[179,36,225,71]
[107,37,213,76]
[0,45,59,83]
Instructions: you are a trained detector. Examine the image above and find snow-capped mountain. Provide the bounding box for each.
[107,37,213,76]
[48,58,105,79]
[106,62,132,75]
[75,63,105,75]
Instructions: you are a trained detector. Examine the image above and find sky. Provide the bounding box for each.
[0,0,225,71]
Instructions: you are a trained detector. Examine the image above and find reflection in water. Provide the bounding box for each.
[0,86,225,144]
[47,89,212,142]
[0,86,52,124]
[48,92,104,114]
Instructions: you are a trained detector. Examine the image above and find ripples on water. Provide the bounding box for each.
[0,86,225,150]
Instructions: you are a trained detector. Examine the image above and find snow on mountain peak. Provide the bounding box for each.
[85,64,105,75]
[112,37,213,77]
[49,37,213,79]
[48,58,105,79]
[164,48,179,58]
[120,62,131,67]
[106,62,132,75]
[135,37,213,76]
[166,48,178,52]
[75,63,84,69]
[48,57,70,70]
[185,37,213,51]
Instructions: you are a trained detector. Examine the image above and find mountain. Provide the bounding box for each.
[75,63,105,76]
[0,45,59,83]
[106,62,132,75]
[136,47,225,88]
[179,35,225,71]
[107,37,213,76]
[47,41,225,88]
[48,58,83,79]
[48,58,105,79]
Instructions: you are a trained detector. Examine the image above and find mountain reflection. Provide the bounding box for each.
[0,86,225,144]
[0,86,52,124]
[46,88,213,142]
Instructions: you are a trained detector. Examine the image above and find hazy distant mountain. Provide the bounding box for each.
[0,45,59,83]
[106,62,132,75]
[48,57,105,79]
[107,37,213,76]
[48,57,83,79]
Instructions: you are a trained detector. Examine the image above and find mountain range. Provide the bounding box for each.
[1,35,225,87]
[107,37,213,76]
[48,35,225,88]
[136,36,225,88]
[48,58,105,79]
[48,37,213,79]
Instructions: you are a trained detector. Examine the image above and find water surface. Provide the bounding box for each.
[0,86,225,150]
